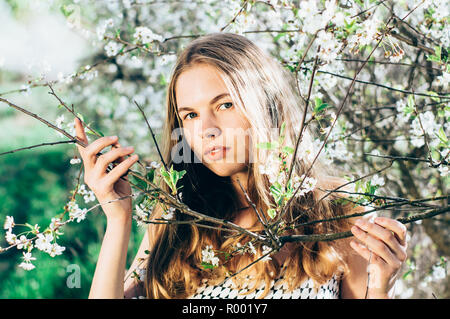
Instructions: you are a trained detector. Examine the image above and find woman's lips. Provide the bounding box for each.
[205,146,230,161]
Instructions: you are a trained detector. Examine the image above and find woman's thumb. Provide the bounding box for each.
[74,117,88,151]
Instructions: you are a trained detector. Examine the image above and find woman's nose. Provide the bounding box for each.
[199,114,221,139]
[203,126,221,139]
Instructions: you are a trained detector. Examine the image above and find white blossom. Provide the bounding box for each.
[68,199,88,223]
[104,41,121,57]
[261,245,273,262]
[292,174,317,197]
[70,157,81,165]
[19,262,35,271]
[435,71,450,90]
[247,242,257,255]
[316,30,341,63]
[22,251,36,263]
[133,27,163,44]
[48,217,63,232]
[438,165,449,177]
[16,235,32,250]
[48,243,66,257]
[134,203,155,227]
[4,216,14,230]
[83,191,96,204]
[371,174,385,187]
[410,137,425,148]
[18,252,36,271]
[135,267,146,281]
[162,207,175,220]
[410,111,440,137]
[258,153,281,184]
[149,161,161,169]
[201,245,219,267]
[56,115,65,129]
[297,0,318,19]
[5,230,17,245]
[35,232,54,252]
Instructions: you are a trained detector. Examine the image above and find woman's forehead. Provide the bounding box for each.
[175,65,229,110]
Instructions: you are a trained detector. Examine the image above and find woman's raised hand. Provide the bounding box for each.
[350,216,408,298]
[74,117,139,221]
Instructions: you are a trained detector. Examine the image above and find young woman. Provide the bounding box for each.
[75,32,408,299]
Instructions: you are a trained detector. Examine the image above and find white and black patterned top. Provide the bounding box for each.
[188,274,341,299]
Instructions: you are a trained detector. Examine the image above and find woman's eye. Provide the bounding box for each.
[184,112,197,120]
[183,103,232,120]
[219,102,233,110]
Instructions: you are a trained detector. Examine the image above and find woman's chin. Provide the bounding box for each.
[205,162,248,177]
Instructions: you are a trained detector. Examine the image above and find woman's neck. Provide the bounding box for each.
[230,170,250,208]
[230,170,255,228]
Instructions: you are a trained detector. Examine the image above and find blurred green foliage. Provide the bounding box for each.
[0,143,145,298]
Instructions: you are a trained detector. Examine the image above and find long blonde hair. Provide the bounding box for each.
[144,32,355,299]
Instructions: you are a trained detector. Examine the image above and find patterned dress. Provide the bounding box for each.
[188,273,341,299]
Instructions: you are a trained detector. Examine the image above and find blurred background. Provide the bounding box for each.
[0,0,448,298]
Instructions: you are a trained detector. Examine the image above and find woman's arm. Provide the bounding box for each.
[89,205,132,299]
[339,206,377,299]
[123,227,150,298]
[74,118,140,299]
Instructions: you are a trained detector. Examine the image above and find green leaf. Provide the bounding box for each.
[160,165,185,195]
[314,97,322,109]
[146,169,155,184]
[60,5,74,17]
[256,141,279,150]
[279,122,286,137]
[435,126,448,145]
[76,113,85,122]
[426,90,440,103]
[129,172,147,191]
[267,208,277,219]
[270,182,284,205]
[407,94,415,109]
[427,55,441,62]
[135,192,146,206]
[434,46,442,60]
[402,269,413,280]
[200,262,216,270]
[282,146,294,154]
[159,73,166,85]
[314,102,329,114]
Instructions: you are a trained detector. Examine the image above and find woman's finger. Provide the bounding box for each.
[354,218,407,262]
[111,142,125,163]
[351,225,400,268]
[74,117,89,153]
[95,146,135,176]
[102,154,139,186]
[373,217,407,247]
[74,117,97,170]
[349,240,372,261]
[83,135,119,163]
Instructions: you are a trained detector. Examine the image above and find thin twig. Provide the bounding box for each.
[0,140,76,156]
[133,100,168,172]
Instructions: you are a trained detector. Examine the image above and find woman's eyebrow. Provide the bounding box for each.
[178,93,230,113]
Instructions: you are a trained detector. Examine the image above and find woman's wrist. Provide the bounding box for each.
[106,214,132,228]
[97,195,133,225]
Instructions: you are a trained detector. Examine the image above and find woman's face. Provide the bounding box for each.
[175,64,251,177]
